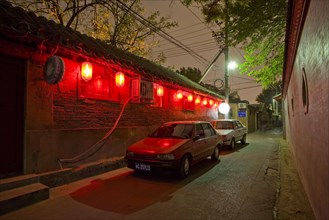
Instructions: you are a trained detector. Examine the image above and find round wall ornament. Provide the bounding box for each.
[43,55,65,84]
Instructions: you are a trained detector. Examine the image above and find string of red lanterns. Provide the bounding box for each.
[80,62,222,107]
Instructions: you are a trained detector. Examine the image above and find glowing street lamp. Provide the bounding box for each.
[228,61,237,70]
[218,103,230,114]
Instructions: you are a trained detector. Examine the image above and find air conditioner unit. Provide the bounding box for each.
[238,103,247,109]
[131,77,154,103]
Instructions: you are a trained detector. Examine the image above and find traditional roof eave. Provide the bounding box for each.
[0,0,224,100]
[282,0,310,98]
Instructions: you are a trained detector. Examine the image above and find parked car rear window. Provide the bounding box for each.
[214,121,234,129]
[150,123,193,139]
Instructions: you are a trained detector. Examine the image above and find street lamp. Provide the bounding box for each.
[228,61,237,70]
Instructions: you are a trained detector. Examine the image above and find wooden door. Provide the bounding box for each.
[0,55,25,178]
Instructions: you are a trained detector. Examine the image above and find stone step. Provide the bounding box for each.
[0,174,39,192]
[0,183,49,215]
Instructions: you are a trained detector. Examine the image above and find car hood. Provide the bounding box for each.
[127,137,190,154]
[215,129,233,135]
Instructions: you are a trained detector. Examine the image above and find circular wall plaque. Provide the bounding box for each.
[43,55,65,84]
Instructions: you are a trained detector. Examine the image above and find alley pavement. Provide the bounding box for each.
[276,132,315,220]
[0,129,315,220]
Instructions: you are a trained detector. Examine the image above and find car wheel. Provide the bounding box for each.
[230,138,236,150]
[211,145,220,161]
[241,134,246,144]
[178,155,190,178]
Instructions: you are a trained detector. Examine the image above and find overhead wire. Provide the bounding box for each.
[111,0,210,66]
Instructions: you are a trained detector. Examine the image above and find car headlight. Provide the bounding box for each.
[156,154,175,160]
[126,151,134,157]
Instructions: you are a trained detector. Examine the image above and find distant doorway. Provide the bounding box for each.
[0,55,25,178]
[256,112,260,130]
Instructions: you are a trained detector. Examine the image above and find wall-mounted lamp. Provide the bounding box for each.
[81,62,93,82]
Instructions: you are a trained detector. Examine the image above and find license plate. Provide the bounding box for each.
[135,163,151,171]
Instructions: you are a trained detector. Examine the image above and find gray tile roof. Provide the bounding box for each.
[0,0,223,99]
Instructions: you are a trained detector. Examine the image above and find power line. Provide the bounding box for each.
[152,41,219,55]
[112,0,210,66]
[157,27,212,46]
[234,85,262,91]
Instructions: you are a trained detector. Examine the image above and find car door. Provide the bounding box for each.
[234,121,244,141]
[202,123,218,156]
[192,123,207,161]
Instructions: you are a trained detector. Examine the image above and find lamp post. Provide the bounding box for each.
[224,52,237,118]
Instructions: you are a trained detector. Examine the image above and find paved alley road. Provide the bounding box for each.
[1,130,281,220]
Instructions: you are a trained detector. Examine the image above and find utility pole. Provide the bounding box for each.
[198,49,224,83]
[224,0,229,119]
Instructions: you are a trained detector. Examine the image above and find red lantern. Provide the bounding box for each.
[115,72,125,87]
[81,62,93,81]
[213,102,219,108]
[195,96,201,104]
[202,98,208,106]
[209,99,214,106]
[176,90,183,99]
[157,85,164,97]
[187,94,193,102]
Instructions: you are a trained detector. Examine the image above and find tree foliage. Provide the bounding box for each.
[176,67,202,83]
[9,0,177,63]
[256,80,282,107]
[182,0,287,88]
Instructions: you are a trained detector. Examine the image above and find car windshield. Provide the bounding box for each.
[150,124,193,139]
[214,121,234,129]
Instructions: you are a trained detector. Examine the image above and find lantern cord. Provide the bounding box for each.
[57,96,133,168]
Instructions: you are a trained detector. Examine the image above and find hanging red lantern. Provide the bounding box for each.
[187,94,193,102]
[157,85,164,97]
[81,62,93,82]
[209,99,214,106]
[195,96,201,104]
[176,90,183,99]
[115,72,125,87]
[202,98,208,106]
[213,102,219,108]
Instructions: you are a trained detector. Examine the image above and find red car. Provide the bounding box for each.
[124,121,223,178]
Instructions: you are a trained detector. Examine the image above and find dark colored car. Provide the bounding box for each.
[211,119,247,150]
[124,121,223,178]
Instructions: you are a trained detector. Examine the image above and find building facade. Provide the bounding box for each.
[0,1,224,178]
[219,103,260,133]
[283,0,328,219]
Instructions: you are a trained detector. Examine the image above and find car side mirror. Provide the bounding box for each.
[193,135,200,141]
